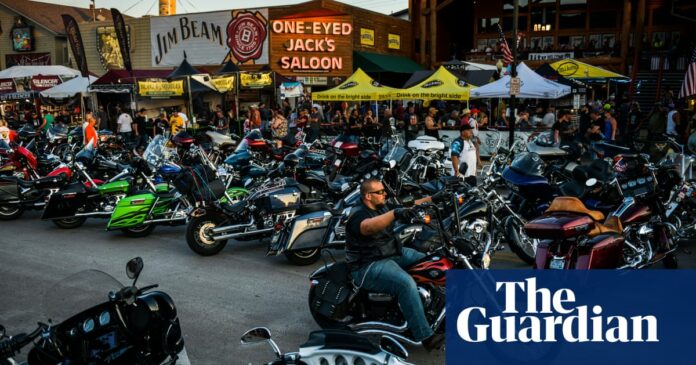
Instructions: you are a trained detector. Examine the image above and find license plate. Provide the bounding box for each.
[334,159,342,167]
[217,167,227,176]
[550,258,565,270]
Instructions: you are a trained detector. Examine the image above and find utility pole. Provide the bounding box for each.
[90,0,96,22]
[508,0,519,148]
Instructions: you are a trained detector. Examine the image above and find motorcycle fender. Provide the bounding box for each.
[107,192,157,230]
[284,211,332,252]
[41,183,88,219]
[309,262,336,281]
[219,187,249,204]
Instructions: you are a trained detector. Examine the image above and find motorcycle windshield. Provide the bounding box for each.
[143,135,177,168]
[42,269,124,324]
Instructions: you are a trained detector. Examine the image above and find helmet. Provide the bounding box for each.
[510,152,546,177]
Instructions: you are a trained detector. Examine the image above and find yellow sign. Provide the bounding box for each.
[388,33,400,49]
[211,75,235,93]
[360,28,374,46]
[137,80,184,97]
[240,72,273,89]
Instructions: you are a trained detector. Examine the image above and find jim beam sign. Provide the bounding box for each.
[270,16,353,77]
[150,9,269,67]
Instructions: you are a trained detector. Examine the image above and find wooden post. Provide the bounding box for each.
[430,0,437,68]
[620,0,632,74]
[420,0,427,65]
[629,0,646,97]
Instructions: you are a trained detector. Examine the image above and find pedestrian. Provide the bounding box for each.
[450,124,478,178]
[83,110,98,149]
[39,110,54,131]
[116,109,133,143]
[133,108,148,149]
[249,105,261,130]
[308,106,322,143]
[270,109,288,148]
[552,110,577,145]
[97,105,108,130]
[169,110,185,136]
[214,110,229,135]
[28,111,41,129]
[647,102,666,136]
[424,107,441,138]
[259,102,272,138]
[347,108,362,135]
[603,109,618,141]
[542,106,556,128]
[459,108,471,128]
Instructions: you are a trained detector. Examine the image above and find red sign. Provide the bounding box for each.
[5,53,51,67]
[227,10,267,63]
[30,75,62,91]
[0,79,16,93]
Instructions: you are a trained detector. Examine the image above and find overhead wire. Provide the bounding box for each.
[121,0,141,15]
[144,0,158,16]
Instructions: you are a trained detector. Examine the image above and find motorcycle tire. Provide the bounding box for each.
[186,214,228,256]
[122,224,156,238]
[0,204,23,220]
[52,217,87,229]
[307,289,348,330]
[284,248,321,266]
[503,215,537,265]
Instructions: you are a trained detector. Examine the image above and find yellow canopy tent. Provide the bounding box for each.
[312,68,398,101]
[550,59,628,80]
[391,66,473,100]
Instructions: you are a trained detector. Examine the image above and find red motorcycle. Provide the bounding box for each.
[0,143,39,180]
[526,154,680,269]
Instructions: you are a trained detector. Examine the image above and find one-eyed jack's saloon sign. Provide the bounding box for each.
[269,16,353,77]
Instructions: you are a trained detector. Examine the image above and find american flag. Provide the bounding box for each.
[497,23,514,66]
[679,46,696,99]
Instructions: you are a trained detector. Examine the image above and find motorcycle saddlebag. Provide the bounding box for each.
[0,178,19,203]
[311,262,350,319]
[41,182,88,219]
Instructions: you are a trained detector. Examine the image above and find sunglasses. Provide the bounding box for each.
[368,189,387,196]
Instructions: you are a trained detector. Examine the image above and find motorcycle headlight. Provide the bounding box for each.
[482,252,491,269]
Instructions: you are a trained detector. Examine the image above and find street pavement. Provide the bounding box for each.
[0,210,693,364]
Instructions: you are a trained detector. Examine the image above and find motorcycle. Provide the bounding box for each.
[106,144,248,237]
[307,202,490,347]
[186,177,303,256]
[0,257,187,365]
[241,327,412,365]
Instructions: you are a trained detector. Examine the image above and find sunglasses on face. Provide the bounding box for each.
[368,189,387,196]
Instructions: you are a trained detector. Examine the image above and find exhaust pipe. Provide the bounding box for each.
[354,329,421,347]
[214,227,274,241]
[142,217,187,224]
[212,221,254,234]
[74,211,112,217]
[349,321,407,333]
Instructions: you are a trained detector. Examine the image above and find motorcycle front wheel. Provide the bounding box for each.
[186,214,228,256]
[52,217,87,229]
[285,248,321,266]
[0,204,23,220]
[504,215,537,265]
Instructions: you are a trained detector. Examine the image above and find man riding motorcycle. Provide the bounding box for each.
[345,178,446,351]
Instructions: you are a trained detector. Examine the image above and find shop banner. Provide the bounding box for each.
[447,271,696,365]
[360,28,374,46]
[137,80,184,97]
[0,79,16,93]
[61,15,90,77]
[110,8,132,72]
[210,75,235,92]
[150,9,269,67]
[388,33,401,49]
[30,75,62,91]
[240,72,272,89]
[528,52,574,61]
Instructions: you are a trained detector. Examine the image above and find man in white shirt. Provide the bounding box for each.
[666,109,679,137]
[177,109,189,129]
[542,106,556,128]
[117,110,133,142]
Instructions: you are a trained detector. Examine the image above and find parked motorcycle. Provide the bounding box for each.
[241,327,412,365]
[0,257,187,365]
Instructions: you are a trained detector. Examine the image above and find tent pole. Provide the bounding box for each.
[187,75,194,126]
[508,0,519,149]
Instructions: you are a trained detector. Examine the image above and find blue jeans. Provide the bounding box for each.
[351,248,432,342]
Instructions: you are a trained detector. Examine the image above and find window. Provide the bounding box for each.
[478,17,500,34]
[560,0,587,11]
[504,0,529,14]
[590,11,617,28]
[531,7,556,31]
[559,12,586,29]
[502,16,528,32]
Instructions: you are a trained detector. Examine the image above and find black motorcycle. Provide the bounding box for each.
[0,258,186,365]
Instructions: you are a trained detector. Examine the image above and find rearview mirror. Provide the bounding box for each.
[380,336,409,360]
[240,327,271,344]
[585,178,598,188]
[126,257,144,281]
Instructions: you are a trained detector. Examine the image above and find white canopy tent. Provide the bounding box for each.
[470,62,571,99]
[40,75,98,99]
[0,65,82,79]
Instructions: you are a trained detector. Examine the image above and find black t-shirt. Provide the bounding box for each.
[134,115,146,134]
[552,121,573,144]
[345,201,400,269]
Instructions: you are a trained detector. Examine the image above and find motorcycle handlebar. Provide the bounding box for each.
[0,324,44,360]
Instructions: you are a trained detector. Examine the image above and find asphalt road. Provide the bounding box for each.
[1,211,693,364]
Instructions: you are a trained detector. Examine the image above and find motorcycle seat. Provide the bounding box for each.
[546,196,605,221]
[297,202,332,215]
[587,216,623,237]
[301,330,380,355]
[222,200,246,215]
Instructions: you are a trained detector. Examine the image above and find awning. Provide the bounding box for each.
[549,59,629,80]
[40,75,98,99]
[393,66,473,101]
[354,51,423,74]
[312,68,398,101]
[91,69,173,85]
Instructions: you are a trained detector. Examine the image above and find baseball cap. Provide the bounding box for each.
[460,123,473,131]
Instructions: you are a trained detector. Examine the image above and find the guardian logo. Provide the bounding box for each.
[457,278,659,343]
